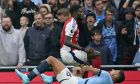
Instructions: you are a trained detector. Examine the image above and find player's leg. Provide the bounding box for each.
[60,50,78,64]
[46,56,66,75]
[15,56,66,83]
[72,50,88,64]
[41,56,74,84]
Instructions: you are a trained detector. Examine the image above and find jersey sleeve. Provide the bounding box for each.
[65,19,77,37]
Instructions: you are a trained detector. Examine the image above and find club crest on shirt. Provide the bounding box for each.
[71,29,74,33]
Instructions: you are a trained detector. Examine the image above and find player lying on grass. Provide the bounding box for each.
[15,56,125,84]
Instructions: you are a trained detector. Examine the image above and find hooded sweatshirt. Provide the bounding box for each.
[0,26,26,66]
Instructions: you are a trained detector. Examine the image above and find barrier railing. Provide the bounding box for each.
[0,65,140,71]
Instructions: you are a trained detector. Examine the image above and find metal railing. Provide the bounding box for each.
[0,65,140,72]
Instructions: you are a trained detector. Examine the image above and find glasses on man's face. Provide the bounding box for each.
[45,17,53,19]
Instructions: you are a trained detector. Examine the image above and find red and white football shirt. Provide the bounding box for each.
[60,17,79,51]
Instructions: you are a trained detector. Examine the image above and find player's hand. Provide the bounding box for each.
[121,28,127,35]
[84,47,94,54]
[16,64,23,69]
[81,65,92,72]
[72,67,82,76]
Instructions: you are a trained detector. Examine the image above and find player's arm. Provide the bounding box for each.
[82,65,101,76]
[72,66,83,77]
[64,36,95,53]
[64,36,84,50]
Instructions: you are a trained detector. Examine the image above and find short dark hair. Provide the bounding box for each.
[115,70,125,83]
[69,0,81,4]
[2,16,11,21]
[93,0,101,7]
[86,12,96,20]
[34,12,43,18]
[45,12,54,18]
[105,8,114,15]
[57,8,70,16]
[91,29,101,36]
[135,4,140,11]
[69,5,80,16]
[123,7,135,16]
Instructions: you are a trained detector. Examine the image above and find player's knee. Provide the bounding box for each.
[47,56,56,63]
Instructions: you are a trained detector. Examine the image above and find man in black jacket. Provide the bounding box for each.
[44,12,62,59]
[24,12,50,65]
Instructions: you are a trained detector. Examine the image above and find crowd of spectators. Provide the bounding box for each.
[0,0,140,68]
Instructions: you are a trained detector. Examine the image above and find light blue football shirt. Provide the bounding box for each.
[78,70,113,84]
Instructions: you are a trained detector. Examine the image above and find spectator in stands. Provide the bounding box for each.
[5,0,20,29]
[39,4,51,17]
[78,12,96,48]
[55,8,70,28]
[117,8,136,64]
[133,5,140,65]
[31,4,51,26]
[132,0,140,9]
[15,56,125,84]
[133,22,140,64]
[135,4,140,26]
[24,12,50,65]
[18,0,43,6]
[102,0,108,9]
[19,16,29,37]
[122,0,132,9]
[57,0,69,9]
[8,0,38,27]
[120,0,136,20]
[97,8,119,64]
[31,0,43,6]
[0,7,4,26]
[88,29,113,65]
[93,0,105,24]
[47,0,58,16]
[0,16,26,68]
[108,0,129,20]
[42,0,47,4]
[133,4,140,46]
[69,0,81,7]
[44,12,61,59]
[84,0,94,15]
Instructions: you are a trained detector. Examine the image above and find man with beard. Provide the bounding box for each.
[0,16,26,69]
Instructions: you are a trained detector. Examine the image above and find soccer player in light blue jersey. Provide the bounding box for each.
[15,56,125,84]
